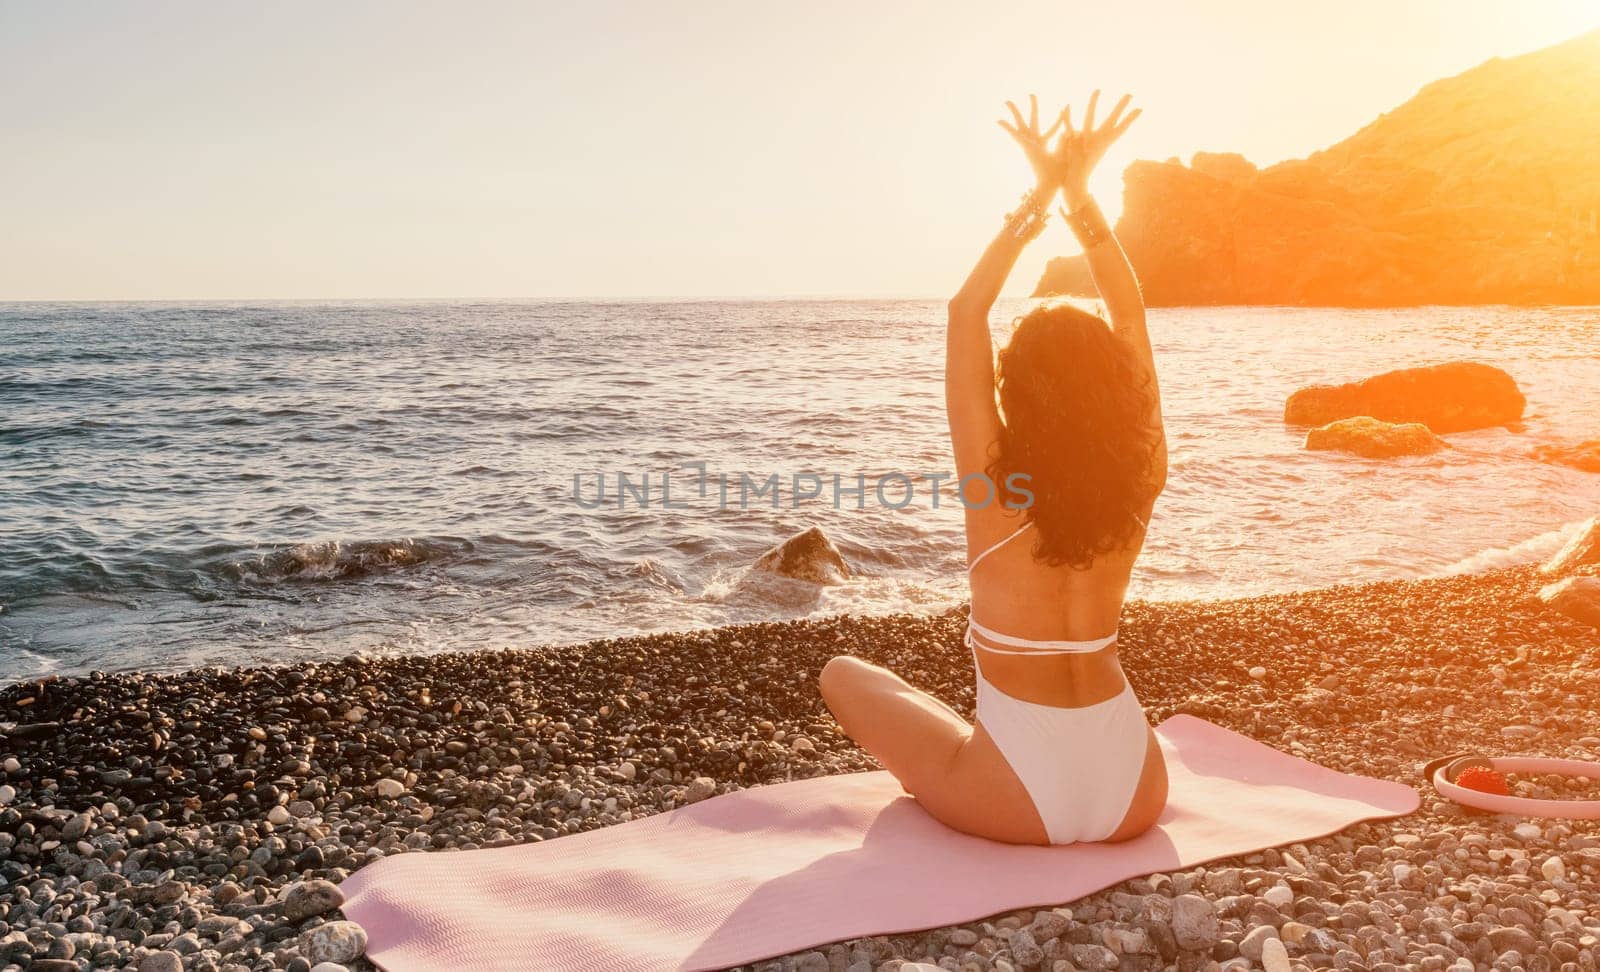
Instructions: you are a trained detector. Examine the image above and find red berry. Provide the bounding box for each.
[1455,766,1509,795]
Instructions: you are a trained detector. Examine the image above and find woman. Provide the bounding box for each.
[819,92,1169,845]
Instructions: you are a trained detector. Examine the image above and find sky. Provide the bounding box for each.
[2,1,1597,301]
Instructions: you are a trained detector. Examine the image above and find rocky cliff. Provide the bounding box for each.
[1036,29,1600,306]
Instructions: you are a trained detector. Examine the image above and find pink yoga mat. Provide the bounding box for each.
[340,715,1418,972]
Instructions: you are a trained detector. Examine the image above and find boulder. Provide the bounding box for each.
[1531,440,1600,473]
[752,527,851,584]
[1304,417,1447,459]
[1539,577,1600,629]
[1285,362,1525,433]
[1541,517,1600,575]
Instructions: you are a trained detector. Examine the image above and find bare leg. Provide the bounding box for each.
[818,655,1049,844]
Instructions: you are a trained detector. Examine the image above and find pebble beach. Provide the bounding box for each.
[2,563,1598,972]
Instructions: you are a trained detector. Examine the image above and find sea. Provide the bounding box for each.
[2,300,1596,684]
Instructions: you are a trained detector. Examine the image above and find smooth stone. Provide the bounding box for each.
[283,879,345,923]
[61,811,93,840]
[1171,893,1222,950]
[1239,925,1280,961]
[374,778,405,799]
[1261,936,1292,972]
[300,921,367,965]
[685,777,717,803]
[139,952,184,972]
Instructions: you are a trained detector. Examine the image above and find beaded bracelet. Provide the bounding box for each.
[1061,198,1111,249]
[1002,188,1051,242]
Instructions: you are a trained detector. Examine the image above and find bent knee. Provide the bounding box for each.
[819,654,870,700]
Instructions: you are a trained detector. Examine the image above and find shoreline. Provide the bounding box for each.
[2,564,1598,971]
[3,520,1587,691]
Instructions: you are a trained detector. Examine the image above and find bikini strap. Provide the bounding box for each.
[966,521,1034,574]
[966,617,1118,654]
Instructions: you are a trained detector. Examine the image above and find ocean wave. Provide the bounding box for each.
[227,537,473,584]
[1433,518,1588,577]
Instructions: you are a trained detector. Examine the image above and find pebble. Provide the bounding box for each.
[60,809,93,840]
[1260,935,1292,972]
[1171,893,1221,950]
[0,563,1594,972]
[686,776,718,803]
[283,879,345,922]
[300,920,368,965]
[1239,924,1280,960]
[138,952,184,972]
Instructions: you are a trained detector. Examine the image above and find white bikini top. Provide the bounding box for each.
[964,520,1123,656]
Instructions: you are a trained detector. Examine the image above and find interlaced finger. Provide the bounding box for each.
[1103,94,1132,132]
[1005,100,1027,133]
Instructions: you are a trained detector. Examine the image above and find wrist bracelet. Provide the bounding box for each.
[1061,199,1111,249]
[1003,187,1051,243]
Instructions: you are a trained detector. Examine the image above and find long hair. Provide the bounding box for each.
[987,301,1162,569]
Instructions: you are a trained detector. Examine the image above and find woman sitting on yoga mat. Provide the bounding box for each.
[820,92,1169,845]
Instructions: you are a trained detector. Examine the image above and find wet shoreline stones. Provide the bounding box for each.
[1,564,1597,971]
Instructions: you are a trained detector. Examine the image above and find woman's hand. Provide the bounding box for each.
[997,94,1066,189]
[1056,91,1140,205]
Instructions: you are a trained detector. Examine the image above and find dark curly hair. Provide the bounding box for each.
[986,301,1163,569]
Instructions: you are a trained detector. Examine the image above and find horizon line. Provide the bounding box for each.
[0,293,966,305]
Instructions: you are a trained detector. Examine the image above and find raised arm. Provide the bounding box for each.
[946,97,1059,482]
[1058,92,1167,486]
[1057,93,1150,361]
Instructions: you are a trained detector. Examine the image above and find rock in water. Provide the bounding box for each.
[1304,417,1447,459]
[1531,440,1600,473]
[1538,577,1600,629]
[752,527,851,584]
[1285,362,1525,432]
[1541,516,1599,575]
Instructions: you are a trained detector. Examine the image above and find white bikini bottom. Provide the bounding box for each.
[971,647,1151,844]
